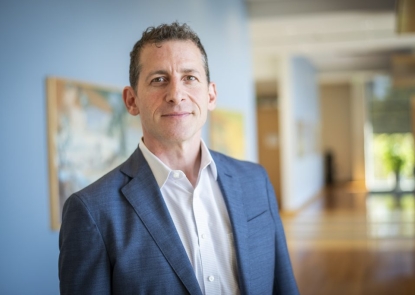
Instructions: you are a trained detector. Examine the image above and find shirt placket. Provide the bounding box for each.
[193,182,221,295]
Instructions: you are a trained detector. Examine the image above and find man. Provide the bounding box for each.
[59,22,299,295]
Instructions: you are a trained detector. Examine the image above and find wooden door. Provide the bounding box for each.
[257,107,282,209]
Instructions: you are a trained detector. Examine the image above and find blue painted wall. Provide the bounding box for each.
[0,1,254,293]
[290,57,324,209]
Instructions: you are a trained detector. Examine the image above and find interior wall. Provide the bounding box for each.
[0,1,254,294]
[350,76,368,182]
[279,55,324,211]
[320,83,353,182]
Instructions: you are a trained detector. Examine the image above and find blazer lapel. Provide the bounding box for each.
[120,149,202,295]
[213,153,251,295]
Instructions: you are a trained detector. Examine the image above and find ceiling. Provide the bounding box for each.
[247,0,415,82]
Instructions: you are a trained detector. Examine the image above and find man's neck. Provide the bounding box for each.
[143,136,202,187]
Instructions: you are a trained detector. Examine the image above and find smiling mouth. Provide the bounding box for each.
[161,112,193,117]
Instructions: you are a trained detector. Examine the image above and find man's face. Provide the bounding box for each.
[127,40,216,147]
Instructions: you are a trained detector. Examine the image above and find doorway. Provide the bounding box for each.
[256,80,282,209]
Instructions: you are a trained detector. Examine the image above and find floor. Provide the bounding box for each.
[281,182,415,295]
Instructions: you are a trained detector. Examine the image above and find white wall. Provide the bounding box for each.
[279,56,324,211]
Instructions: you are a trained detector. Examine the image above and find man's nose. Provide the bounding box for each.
[166,80,185,104]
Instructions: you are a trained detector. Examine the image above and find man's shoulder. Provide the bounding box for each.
[82,164,128,194]
[210,150,265,175]
[73,148,145,200]
[69,163,128,206]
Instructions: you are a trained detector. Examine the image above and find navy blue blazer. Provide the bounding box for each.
[59,148,299,295]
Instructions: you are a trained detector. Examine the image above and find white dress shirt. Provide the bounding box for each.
[139,139,240,295]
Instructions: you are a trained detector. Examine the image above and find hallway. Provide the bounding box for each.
[282,182,415,295]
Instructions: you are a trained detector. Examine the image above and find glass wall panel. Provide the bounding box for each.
[366,75,415,192]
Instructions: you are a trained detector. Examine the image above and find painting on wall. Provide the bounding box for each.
[210,108,245,159]
[46,77,142,230]
[296,120,321,157]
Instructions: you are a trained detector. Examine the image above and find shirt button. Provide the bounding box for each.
[208,275,215,282]
[201,234,206,239]
[173,171,180,179]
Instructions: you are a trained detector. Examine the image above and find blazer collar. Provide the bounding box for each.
[211,152,251,295]
[120,148,203,295]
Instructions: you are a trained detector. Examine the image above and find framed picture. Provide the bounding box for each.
[210,108,245,159]
[46,77,142,230]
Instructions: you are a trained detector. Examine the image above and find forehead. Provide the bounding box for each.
[139,40,204,70]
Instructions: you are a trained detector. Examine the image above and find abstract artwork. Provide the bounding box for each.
[46,77,142,230]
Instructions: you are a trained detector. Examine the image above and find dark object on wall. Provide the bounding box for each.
[325,151,335,185]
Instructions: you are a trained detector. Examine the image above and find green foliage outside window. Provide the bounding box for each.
[373,133,414,178]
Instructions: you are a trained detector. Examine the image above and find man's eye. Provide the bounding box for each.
[151,77,166,83]
[186,76,197,81]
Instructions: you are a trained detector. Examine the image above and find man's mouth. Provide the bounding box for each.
[161,111,193,117]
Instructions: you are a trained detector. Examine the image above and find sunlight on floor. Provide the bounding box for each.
[281,183,415,295]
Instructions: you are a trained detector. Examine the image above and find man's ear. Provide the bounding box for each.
[122,86,140,116]
[207,82,217,111]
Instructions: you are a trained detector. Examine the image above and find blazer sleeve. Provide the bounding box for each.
[264,172,300,295]
[59,194,111,295]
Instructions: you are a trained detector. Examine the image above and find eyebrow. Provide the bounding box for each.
[146,68,201,81]
[181,68,200,75]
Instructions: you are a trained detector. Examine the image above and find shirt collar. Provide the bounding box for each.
[139,138,217,188]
